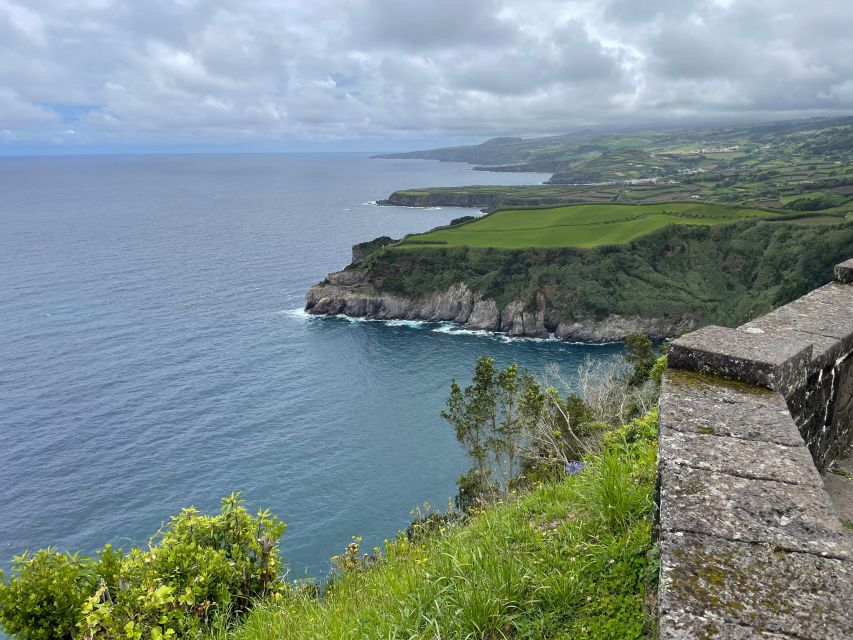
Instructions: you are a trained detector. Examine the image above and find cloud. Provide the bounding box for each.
[0,0,851,149]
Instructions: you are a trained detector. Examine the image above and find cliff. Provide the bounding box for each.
[305,269,696,342]
[377,187,588,210]
[305,220,853,343]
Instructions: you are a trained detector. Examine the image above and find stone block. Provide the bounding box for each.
[658,426,817,485]
[661,372,804,447]
[659,464,851,559]
[659,530,853,639]
[786,370,834,427]
[831,355,853,459]
[659,612,797,639]
[743,285,853,361]
[669,326,812,395]
[834,258,853,284]
[739,320,843,370]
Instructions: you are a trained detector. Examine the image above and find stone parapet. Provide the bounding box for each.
[657,260,853,639]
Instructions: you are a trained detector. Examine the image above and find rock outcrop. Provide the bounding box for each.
[351,236,398,262]
[305,270,698,342]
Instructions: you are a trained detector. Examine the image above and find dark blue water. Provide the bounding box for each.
[0,154,621,578]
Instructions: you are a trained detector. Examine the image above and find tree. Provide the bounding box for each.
[625,333,656,387]
[442,357,543,507]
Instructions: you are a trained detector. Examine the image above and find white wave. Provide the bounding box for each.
[279,307,313,320]
[307,312,619,346]
[433,323,527,341]
[384,319,427,328]
[431,322,460,334]
[496,334,559,344]
[433,324,494,337]
[435,325,567,345]
[324,314,423,328]
[380,204,448,210]
[362,200,378,206]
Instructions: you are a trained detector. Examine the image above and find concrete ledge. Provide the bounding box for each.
[658,258,853,639]
[659,531,853,639]
[835,258,853,284]
[660,463,850,559]
[660,372,803,447]
[659,427,818,485]
[668,326,812,395]
[658,612,797,639]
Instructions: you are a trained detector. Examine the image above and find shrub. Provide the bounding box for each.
[649,354,668,386]
[0,549,96,640]
[0,494,285,640]
[80,493,285,639]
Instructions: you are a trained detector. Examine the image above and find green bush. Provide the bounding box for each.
[0,494,285,640]
[649,354,668,386]
[0,549,96,640]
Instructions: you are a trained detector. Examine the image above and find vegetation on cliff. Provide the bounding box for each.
[348,218,853,329]
[224,344,662,640]
[224,347,663,639]
[398,202,776,250]
[1,346,664,640]
[226,411,658,639]
[0,495,284,640]
[377,117,853,212]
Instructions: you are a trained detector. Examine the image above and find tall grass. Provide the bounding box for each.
[216,410,659,640]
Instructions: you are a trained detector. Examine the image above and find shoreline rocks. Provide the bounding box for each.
[305,271,698,343]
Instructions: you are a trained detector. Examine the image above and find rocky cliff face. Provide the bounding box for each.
[305,269,698,342]
[351,236,398,262]
[377,191,495,209]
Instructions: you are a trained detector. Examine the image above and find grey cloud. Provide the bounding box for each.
[0,0,851,149]
[346,0,516,51]
[447,20,625,96]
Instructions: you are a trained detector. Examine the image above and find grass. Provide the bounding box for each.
[776,215,850,226]
[216,412,660,640]
[396,202,775,249]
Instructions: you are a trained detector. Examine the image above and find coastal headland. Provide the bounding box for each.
[308,117,853,342]
[306,203,853,342]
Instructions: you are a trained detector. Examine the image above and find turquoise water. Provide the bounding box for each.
[0,154,622,578]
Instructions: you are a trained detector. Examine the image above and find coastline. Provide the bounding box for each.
[294,307,622,345]
[304,271,698,344]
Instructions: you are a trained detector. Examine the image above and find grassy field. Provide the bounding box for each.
[377,117,853,212]
[397,202,776,249]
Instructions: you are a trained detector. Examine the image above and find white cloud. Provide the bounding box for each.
[0,0,851,148]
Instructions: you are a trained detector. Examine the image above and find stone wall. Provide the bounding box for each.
[656,259,853,639]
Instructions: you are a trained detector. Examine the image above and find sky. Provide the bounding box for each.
[1,0,852,153]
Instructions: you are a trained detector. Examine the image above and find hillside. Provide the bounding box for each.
[228,413,659,639]
[397,202,778,250]
[306,217,853,342]
[375,116,853,176]
[376,117,853,212]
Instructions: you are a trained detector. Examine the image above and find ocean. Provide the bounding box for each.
[0,153,623,578]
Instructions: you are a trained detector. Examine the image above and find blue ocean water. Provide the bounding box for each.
[0,154,622,578]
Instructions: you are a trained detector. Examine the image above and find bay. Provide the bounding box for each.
[0,153,622,577]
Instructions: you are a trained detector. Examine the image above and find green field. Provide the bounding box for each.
[397,202,776,249]
[377,117,853,212]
